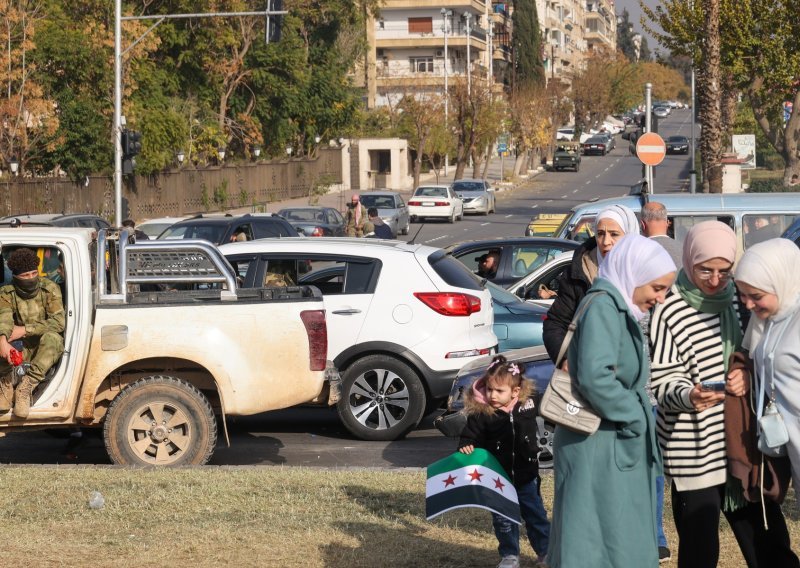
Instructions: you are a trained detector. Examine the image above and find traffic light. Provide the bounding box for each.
[267,0,283,43]
[123,129,142,158]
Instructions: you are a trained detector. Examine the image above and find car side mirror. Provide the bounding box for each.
[515,287,524,298]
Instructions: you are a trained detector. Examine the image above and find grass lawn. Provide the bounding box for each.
[1,467,796,567]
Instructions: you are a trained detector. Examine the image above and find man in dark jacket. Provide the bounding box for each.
[542,237,598,363]
[367,207,394,239]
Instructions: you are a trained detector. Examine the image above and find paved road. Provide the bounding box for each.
[0,113,694,468]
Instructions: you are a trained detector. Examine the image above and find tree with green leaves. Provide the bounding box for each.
[511,0,544,90]
[641,0,800,186]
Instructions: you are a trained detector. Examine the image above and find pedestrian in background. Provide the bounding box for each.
[549,234,676,568]
[367,207,393,239]
[344,193,369,237]
[649,221,795,568]
[640,202,682,269]
[543,204,639,363]
[121,219,149,241]
[459,354,550,568]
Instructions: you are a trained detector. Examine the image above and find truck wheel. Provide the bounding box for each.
[103,375,217,466]
[337,355,425,441]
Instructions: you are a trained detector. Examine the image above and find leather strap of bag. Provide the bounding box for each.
[554,291,605,368]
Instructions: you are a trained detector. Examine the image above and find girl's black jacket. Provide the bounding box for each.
[458,396,540,486]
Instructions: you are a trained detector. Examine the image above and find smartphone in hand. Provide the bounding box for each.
[700,379,726,392]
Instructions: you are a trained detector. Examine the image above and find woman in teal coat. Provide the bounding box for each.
[548,235,677,568]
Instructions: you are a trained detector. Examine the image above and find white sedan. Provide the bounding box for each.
[408,185,464,223]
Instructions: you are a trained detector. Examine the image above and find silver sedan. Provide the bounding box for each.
[452,179,496,215]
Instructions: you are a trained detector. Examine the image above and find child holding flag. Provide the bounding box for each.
[459,355,550,568]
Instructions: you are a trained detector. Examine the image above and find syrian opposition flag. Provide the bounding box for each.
[426,448,521,524]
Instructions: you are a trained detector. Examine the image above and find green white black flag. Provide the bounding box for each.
[426,448,521,524]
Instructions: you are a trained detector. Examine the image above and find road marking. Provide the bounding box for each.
[585,181,591,185]
[595,174,602,179]
[480,222,490,226]
[561,194,568,198]
[424,235,449,243]
[546,199,553,203]
[504,214,513,218]
[572,189,579,193]
[531,204,539,209]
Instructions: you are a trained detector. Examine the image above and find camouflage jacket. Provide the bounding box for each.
[0,279,65,340]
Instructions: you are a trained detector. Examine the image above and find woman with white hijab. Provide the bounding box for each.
[542,204,639,362]
[548,235,676,568]
[735,238,800,496]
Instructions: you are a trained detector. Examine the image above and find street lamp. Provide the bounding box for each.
[176,149,185,165]
[441,8,452,176]
[253,145,262,159]
[9,158,19,176]
[463,11,472,96]
[217,147,226,163]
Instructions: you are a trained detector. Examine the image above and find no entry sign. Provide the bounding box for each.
[636,132,666,166]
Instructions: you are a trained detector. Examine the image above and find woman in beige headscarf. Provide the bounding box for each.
[649,221,797,568]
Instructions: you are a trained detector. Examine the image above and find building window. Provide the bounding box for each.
[378,18,385,29]
[409,57,434,73]
[408,17,433,34]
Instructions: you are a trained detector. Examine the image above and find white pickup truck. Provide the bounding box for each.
[0,227,338,466]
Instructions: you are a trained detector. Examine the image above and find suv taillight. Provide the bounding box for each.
[300,310,327,371]
[414,292,481,316]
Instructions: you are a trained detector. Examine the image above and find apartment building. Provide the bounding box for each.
[365,1,513,108]
[584,0,616,54]
[538,0,586,84]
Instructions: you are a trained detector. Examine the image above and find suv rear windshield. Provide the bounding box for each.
[160,223,227,243]
[452,181,485,192]
[429,250,482,290]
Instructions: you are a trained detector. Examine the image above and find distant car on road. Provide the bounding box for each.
[553,144,581,172]
[448,237,579,287]
[357,191,410,236]
[665,135,690,155]
[158,213,298,245]
[408,185,463,223]
[452,178,496,215]
[653,106,670,119]
[525,213,568,237]
[582,136,610,156]
[137,217,183,239]
[276,206,346,237]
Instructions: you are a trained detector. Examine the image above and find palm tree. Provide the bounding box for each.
[699,0,722,192]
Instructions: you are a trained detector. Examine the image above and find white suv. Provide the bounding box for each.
[220,238,497,441]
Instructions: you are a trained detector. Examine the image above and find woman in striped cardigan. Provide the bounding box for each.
[649,221,797,568]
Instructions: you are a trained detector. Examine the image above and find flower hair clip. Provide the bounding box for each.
[508,363,521,376]
[488,358,503,371]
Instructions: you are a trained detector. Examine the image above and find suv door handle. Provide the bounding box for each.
[332,309,361,315]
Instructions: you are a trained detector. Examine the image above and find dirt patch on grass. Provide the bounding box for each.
[0,467,795,566]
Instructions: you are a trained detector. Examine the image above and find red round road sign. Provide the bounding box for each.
[636,132,666,166]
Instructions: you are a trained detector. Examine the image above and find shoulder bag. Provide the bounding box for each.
[539,292,602,435]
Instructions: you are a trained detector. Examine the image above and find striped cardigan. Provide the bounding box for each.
[649,287,742,492]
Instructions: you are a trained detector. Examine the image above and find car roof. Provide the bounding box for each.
[138,216,186,225]
[446,237,580,252]
[453,178,486,183]
[277,206,331,211]
[170,214,285,226]
[359,190,402,196]
[567,192,800,216]
[219,236,434,256]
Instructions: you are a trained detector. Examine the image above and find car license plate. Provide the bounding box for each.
[422,203,435,207]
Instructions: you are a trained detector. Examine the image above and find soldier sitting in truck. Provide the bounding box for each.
[0,248,65,418]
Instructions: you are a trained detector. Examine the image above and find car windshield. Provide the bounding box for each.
[486,281,523,305]
[452,182,485,192]
[159,223,227,243]
[668,136,687,143]
[585,137,605,143]
[415,187,448,198]
[358,195,396,209]
[139,223,174,238]
[279,209,325,222]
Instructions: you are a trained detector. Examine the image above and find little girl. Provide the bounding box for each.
[459,355,551,568]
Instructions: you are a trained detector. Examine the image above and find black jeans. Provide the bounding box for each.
[671,482,799,568]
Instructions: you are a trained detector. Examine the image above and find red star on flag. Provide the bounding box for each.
[443,474,457,487]
[494,477,505,491]
[468,469,484,482]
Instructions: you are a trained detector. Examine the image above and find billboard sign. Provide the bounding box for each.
[732,134,756,170]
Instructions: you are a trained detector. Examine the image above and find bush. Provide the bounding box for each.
[747,179,793,193]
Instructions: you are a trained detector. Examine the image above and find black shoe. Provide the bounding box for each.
[659,546,672,563]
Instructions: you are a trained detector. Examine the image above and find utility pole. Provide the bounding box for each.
[645,82,654,193]
[113,0,286,225]
[690,0,697,194]
[464,11,472,96]
[441,8,451,176]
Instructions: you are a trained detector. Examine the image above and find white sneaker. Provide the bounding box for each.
[497,556,520,568]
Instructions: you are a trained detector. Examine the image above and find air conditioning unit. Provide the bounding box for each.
[436,49,443,57]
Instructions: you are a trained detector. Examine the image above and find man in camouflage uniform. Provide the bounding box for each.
[0,248,65,418]
[344,193,373,237]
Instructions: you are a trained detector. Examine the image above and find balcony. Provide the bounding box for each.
[380,0,487,11]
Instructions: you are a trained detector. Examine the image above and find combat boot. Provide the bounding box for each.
[13,376,35,419]
[0,372,13,412]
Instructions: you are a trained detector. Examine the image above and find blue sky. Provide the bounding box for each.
[615,0,665,50]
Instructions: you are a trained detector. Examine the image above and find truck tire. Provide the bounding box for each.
[103,375,217,466]
[337,355,425,441]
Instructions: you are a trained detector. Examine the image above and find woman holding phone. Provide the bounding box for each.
[649,221,796,568]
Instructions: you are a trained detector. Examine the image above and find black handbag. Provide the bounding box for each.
[539,293,602,435]
[433,411,467,438]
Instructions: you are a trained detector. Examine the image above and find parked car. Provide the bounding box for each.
[158,213,298,245]
[452,179,496,215]
[553,143,581,172]
[665,135,690,155]
[439,345,556,468]
[408,185,464,223]
[220,238,497,441]
[582,136,610,156]
[486,282,547,351]
[596,131,616,151]
[136,217,183,239]
[447,237,580,287]
[276,206,346,237]
[506,250,576,308]
[653,106,670,119]
[0,213,110,230]
[525,213,568,237]
[357,191,410,236]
